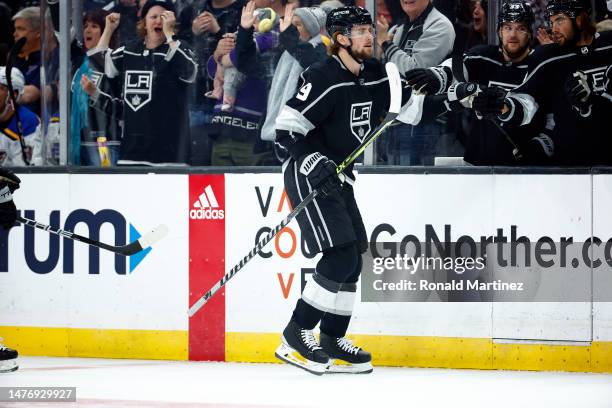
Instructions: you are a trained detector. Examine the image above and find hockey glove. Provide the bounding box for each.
[405,66,452,95]
[565,71,592,117]
[473,86,507,118]
[447,82,482,110]
[520,133,555,164]
[298,152,344,197]
[0,168,20,230]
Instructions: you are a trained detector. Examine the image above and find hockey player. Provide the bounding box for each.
[488,0,612,165]
[86,0,197,165]
[274,6,410,375]
[0,166,20,372]
[0,66,42,166]
[401,1,554,165]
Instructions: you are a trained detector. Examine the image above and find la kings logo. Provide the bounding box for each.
[350,101,372,142]
[124,70,152,112]
[190,185,225,220]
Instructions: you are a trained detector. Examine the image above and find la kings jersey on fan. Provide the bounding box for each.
[0,106,42,166]
[503,31,612,165]
[93,39,197,165]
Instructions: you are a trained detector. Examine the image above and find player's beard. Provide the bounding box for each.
[350,46,372,61]
[502,42,529,60]
[553,22,579,47]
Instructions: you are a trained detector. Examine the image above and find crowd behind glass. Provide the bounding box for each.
[0,0,610,167]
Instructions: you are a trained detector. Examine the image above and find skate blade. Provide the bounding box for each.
[275,342,329,376]
[326,360,373,374]
[0,359,18,373]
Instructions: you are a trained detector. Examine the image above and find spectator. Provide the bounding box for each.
[208,7,279,111]
[0,2,13,65]
[178,0,245,165]
[260,4,327,143]
[206,0,279,165]
[84,0,197,165]
[0,67,42,166]
[47,1,121,166]
[376,0,455,165]
[356,0,396,25]
[73,10,121,166]
[11,7,43,116]
[454,0,488,56]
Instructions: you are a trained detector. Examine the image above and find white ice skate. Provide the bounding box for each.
[275,321,330,375]
[0,339,18,373]
[320,333,373,374]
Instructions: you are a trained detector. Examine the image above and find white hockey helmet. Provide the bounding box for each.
[0,66,26,97]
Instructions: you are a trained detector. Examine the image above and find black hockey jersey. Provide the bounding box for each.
[461,45,547,165]
[94,39,197,165]
[505,31,612,165]
[275,56,410,177]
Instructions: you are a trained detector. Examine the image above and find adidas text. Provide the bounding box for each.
[190,207,225,220]
[190,185,225,220]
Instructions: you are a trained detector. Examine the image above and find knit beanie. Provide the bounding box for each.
[293,7,326,38]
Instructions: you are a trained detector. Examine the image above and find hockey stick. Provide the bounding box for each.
[5,37,31,166]
[16,215,168,256]
[188,62,402,317]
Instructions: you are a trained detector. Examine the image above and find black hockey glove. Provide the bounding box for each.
[0,168,21,230]
[405,66,452,95]
[298,152,343,197]
[446,82,483,111]
[521,134,555,164]
[565,71,593,117]
[473,86,507,118]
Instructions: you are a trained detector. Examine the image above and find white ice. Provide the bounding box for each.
[0,357,611,407]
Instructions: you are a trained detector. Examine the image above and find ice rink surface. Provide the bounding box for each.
[0,357,611,408]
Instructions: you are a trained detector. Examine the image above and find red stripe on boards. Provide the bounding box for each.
[189,174,225,361]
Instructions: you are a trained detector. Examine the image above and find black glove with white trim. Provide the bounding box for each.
[446,82,483,111]
[298,152,343,197]
[0,168,21,230]
[565,71,593,116]
[473,86,507,118]
[405,66,452,95]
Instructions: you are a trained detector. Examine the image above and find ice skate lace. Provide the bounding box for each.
[300,330,322,351]
[337,337,360,354]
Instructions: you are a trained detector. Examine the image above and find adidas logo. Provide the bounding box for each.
[189,185,225,220]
